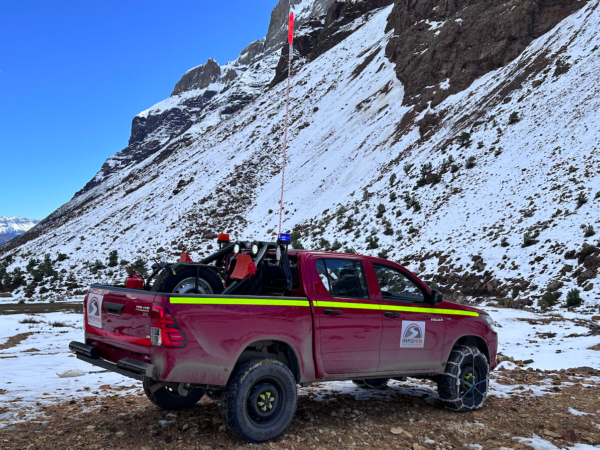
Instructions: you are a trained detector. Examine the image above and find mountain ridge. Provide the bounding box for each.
[0,0,598,311]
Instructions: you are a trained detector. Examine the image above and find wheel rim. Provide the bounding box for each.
[173,277,214,294]
[246,378,286,427]
[459,361,485,405]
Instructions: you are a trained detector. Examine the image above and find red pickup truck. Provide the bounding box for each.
[70,237,497,443]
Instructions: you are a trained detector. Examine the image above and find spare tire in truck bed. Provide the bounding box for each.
[152,267,224,294]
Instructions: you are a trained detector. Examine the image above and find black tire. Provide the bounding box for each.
[143,378,204,410]
[152,267,224,294]
[206,389,223,401]
[437,345,489,412]
[352,378,389,389]
[221,359,297,443]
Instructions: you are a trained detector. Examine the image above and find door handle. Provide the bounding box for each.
[384,312,400,318]
[323,309,343,315]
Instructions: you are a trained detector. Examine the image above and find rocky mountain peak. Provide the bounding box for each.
[171,58,226,96]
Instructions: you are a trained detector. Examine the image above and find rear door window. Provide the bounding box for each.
[316,259,369,299]
[373,265,424,303]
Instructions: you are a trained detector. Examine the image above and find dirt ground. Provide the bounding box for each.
[0,302,82,316]
[1,367,599,450]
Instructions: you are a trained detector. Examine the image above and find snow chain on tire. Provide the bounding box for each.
[437,345,489,412]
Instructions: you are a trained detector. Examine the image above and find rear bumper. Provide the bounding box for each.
[69,341,156,382]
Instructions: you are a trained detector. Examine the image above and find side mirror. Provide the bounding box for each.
[430,289,444,305]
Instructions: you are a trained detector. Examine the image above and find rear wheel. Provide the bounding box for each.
[437,345,489,411]
[352,378,390,389]
[221,359,297,443]
[143,378,204,410]
[152,267,224,294]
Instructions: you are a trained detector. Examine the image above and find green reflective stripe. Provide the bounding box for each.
[171,297,310,307]
[313,301,381,310]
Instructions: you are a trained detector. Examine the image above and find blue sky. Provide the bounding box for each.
[0,0,276,220]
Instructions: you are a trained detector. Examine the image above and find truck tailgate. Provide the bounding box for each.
[85,285,154,363]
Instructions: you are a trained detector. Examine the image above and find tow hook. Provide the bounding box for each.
[178,382,190,397]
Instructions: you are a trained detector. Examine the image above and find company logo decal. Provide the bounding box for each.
[87,294,103,329]
[400,321,425,348]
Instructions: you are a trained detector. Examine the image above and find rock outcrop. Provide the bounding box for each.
[385,0,588,109]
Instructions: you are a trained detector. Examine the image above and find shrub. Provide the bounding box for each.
[413,200,421,212]
[57,253,69,262]
[566,288,582,307]
[508,112,520,124]
[420,162,433,177]
[119,259,129,266]
[90,259,106,274]
[465,156,476,169]
[343,247,356,254]
[268,209,273,214]
[330,240,342,251]
[341,217,354,231]
[538,291,557,310]
[494,148,503,157]
[403,163,414,175]
[416,178,427,188]
[390,192,397,202]
[408,226,418,234]
[366,236,379,250]
[395,210,402,217]
[584,224,595,237]
[430,173,441,185]
[458,132,472,148]
[576,192,588,208]
[26,258,39,273]
[291,230,304,249]
[318,238,331,251]
[377,249,389,259]
[362,189,370,202]
[497,297,515,308]
[477,141,484,149]
[450,164,460,173]
[523,232,535,247]
[390,173,397,186]
[428,281,440,290]
[500,237,509,247]
[19,316,42,324]
[129,258,148,277]
[595,191,600,200]
[108,250,119,267]
[579,244,596,259]
[376,204,386,218]
[511,287,520,299]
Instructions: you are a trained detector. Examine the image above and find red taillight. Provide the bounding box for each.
[150,305,187,348]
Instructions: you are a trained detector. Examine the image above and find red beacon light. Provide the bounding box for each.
[217,233,230,246]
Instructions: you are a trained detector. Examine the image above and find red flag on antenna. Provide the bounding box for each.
[288,13,294,44]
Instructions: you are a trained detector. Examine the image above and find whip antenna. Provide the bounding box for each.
[278,12,294,236]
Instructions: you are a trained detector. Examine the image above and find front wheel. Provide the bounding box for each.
[221,359,297,443]
[437,345,489,411]
[143,379,204,410]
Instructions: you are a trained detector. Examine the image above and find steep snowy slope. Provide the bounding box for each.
[1,1,598,310]
[0,217,39,245]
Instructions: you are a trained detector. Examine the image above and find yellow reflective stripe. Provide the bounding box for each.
[313,300,479,316]
[383,305,479,316]
[170,297,310,307]
[313,301,380,310]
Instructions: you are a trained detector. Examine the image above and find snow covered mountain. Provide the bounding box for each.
[1,0,599,310]
[0,217,39,246]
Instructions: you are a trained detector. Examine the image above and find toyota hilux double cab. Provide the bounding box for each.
[70,234,497,443]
